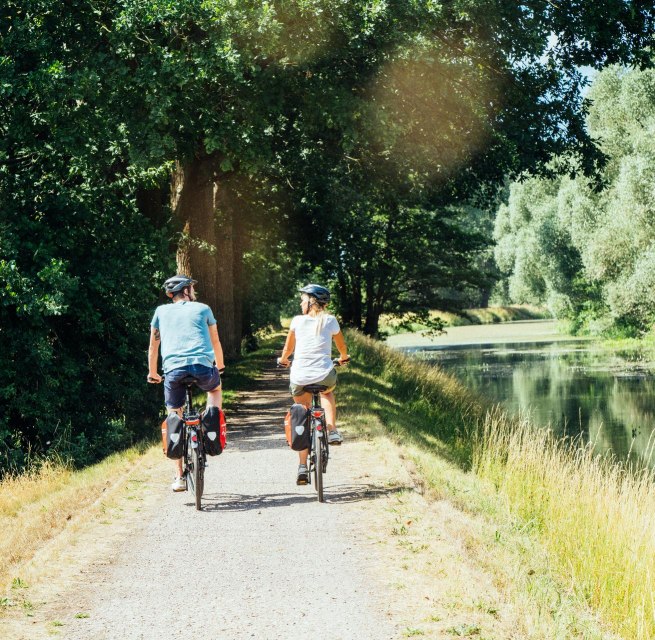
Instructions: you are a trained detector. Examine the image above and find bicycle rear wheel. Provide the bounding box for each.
[191,440,204,510]
[313,426,324,502]
[185,433,195,495]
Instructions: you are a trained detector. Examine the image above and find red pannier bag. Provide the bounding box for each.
[201,406,227,456]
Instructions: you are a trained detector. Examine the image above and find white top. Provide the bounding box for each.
[289,314,341,386]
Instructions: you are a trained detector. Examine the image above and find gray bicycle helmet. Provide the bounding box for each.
[163,274,197,294]
[298,283,330,304]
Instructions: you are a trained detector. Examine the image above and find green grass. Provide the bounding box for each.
[342,330,483,470]
[341,329,654,639]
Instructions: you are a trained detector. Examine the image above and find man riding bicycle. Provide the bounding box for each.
[278,284,350,485]
[147,275,225,491]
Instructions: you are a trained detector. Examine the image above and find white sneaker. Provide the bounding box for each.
[328,429,343,445]
[171,477,186,492]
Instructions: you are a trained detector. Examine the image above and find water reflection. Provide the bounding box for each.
[412,341,655,467]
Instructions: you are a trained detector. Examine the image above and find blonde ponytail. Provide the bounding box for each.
[315,308,326,335]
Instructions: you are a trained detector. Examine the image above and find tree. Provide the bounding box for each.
[273,2,654,333]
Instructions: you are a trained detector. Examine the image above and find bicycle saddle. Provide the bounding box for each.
[303,384,330,393]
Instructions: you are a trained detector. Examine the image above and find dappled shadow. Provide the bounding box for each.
[321,483,412,504]
[195,491,317,511]
[224,379,291,451]
[195,482,411,511]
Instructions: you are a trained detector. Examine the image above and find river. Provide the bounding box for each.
[387,320,655,467]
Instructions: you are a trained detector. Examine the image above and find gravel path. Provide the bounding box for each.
[12,365,402,640]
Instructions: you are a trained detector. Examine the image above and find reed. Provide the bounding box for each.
[346,329,655,639]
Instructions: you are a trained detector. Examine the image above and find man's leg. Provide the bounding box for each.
[206,385,222,409]
[170,406,184,479]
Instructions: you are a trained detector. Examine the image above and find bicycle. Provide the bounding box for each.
[278,358,346,503]
[152,375,206,510]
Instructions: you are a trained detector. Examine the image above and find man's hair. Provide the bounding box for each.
[172,286,190,300]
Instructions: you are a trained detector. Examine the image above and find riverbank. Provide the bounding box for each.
[2,336,549,640]
[345,329,655,639]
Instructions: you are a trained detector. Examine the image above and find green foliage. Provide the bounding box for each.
[0,0,173,471]
[271,1,653,335]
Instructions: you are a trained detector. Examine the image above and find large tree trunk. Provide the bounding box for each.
[213,183,239,358]
[336,268,363,330]
[232,207,250,339]
[170,155,241,359]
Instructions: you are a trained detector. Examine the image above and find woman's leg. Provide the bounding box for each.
[293,392,312,465]
[320,391,336,431]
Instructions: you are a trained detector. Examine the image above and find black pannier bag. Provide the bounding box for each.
[285,403,311,451]
[201,406,225,456]
[165,413,185,460]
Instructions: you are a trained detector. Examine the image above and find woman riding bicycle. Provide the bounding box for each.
[278,284,350,485]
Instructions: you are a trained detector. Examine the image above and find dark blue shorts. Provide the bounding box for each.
[164,364,221,409]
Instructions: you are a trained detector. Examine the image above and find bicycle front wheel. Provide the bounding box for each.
[313,426,324,502]
[191,441,204,510]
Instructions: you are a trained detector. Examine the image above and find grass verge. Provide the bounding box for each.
[343,329,650,639]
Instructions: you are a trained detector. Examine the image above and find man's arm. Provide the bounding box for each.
[147,326,162,382]
[209,324,225,371]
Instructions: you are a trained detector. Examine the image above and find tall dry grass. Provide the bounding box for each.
[475,412,655,640]
[347,329,655,639]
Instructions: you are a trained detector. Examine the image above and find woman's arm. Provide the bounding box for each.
[333,331,350,363]
[278,330,296,366]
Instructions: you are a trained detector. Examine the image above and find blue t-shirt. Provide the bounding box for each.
[151,301,217,373]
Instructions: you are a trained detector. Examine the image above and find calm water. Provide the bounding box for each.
[412,340,655,466]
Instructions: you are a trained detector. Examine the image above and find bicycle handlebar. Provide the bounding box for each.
[276,356,350,368]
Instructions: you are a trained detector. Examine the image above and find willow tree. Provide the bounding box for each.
[494,65,655,334]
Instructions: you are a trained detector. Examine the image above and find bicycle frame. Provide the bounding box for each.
[307,389,329,484]
[181,384,205,509]
[182,387,201,459]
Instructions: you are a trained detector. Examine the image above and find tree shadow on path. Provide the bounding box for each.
[196,483,412,512]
